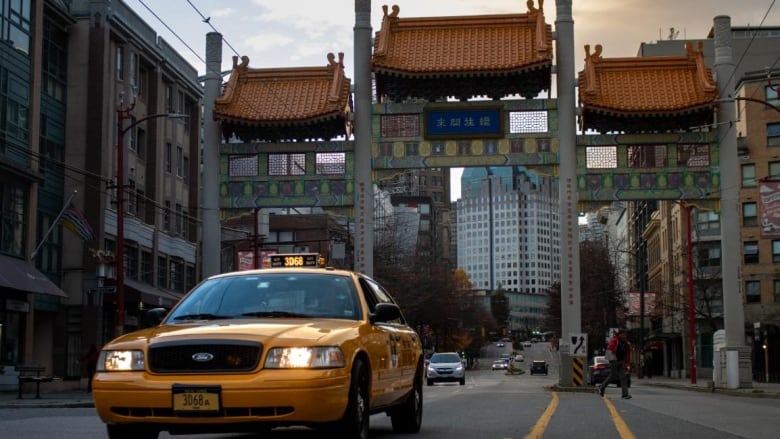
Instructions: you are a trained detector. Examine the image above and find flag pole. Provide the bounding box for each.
[31,189,78,260]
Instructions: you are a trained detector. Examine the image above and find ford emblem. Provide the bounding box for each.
[192,352,214,362]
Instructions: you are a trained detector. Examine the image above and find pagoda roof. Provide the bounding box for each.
[371,1,553,101]
[578,42,718,133]
[214,54,352,142]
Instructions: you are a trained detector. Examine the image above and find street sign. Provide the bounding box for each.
[569,333,588,357]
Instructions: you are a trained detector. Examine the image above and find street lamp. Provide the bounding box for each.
[115,97,187,337]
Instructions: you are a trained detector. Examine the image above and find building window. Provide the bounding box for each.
[745,280,761,304]
[165,84,173,112]
[773,240,780,263]
[767,85,780,107]
[126,245,138,280]
[741,163,756,187]
[774,280,780,303]
[136,128,146,160]
[177,91,184,113]
[130,53,139,93]
[315,152,346,175]
[770,161,780,179]
[183,156,190,183]
[157,255,167,288]
[744,241,759,264]
[228,155,258,177]
[186,265,196,291]
[165,142,172,173]
[115,46,124,80]
[269,153,306,176]
[742,202,758,227]
[176,146,183,177]
[769,123,780,148]
[0,183,26,255]
[170,260,184,292]
[141,251,153,284]
[3,0,31,55]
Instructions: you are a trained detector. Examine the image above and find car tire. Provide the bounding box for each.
[328,358,369,439]
[427,378,434,386]
[107,425,159,439]
[459,377,465,385]
[390,362,423,433]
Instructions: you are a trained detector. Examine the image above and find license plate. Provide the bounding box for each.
[172,385,221,414]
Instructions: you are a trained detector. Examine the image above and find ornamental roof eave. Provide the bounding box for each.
[578,41,719,130]
[371,1,552,79]
[213,53,353,129]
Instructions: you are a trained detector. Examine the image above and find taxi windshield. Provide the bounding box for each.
[167,272,362,322]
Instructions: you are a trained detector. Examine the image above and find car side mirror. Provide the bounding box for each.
[143,307,168,327]
[369,303,401,323]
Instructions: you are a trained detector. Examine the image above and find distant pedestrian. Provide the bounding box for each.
[599,329,631,399]
[80,344,100,393]
[644,350,653,379]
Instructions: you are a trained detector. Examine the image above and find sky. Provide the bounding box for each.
[125,0,780,201]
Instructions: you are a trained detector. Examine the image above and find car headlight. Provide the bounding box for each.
[97,350,145,371]
[264,346,345,369]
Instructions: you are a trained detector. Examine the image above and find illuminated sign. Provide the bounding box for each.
[268,253,322,268]
[424,105,503,139]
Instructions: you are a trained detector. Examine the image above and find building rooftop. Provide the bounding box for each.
[371,1,552,101]
[213,54,352,142]
[578,42,718,133]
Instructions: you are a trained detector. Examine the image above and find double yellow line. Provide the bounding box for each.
[523,392,636,439]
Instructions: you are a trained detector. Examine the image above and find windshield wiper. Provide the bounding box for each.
[172,313,233,321]
[241,311,311,318]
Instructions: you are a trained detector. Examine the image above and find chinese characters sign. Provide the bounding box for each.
[424,105,503,139]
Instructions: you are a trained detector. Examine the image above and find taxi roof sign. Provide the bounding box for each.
[264,253,326,268]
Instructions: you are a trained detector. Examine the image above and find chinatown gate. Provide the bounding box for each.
[201,1,750,387]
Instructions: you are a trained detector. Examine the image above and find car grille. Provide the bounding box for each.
[148,340,262,373]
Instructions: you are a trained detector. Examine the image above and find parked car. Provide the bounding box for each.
[588,355,631,387]
[492,359,509,370]
[530,360,549,375]
[426,352,466,385]
[92,253,424,439]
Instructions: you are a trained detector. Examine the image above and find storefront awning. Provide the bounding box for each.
[0,254,67,297]
[125,279,182,309]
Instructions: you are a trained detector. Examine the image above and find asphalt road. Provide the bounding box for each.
[1,342,778,438]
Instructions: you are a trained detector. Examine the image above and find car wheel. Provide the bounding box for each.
[427,378,434,386]
[107,425,159,439]
[390,362,423,433]
[459,377,465,385]
[328,358,369,439]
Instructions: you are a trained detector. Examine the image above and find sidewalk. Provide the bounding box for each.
[636,375,780,399]
[0,389,95,408]
[1,376,778,408]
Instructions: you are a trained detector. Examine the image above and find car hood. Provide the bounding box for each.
[103,319,362,350]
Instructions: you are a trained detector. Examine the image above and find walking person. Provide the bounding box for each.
[80,344,100,393]
[599,329,632,399]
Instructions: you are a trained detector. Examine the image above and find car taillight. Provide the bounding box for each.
[595,364,607,370]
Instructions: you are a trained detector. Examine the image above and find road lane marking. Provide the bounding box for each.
[523,391,559,439]
[603,397,637,439]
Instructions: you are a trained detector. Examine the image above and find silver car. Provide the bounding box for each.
[426,352,466,385]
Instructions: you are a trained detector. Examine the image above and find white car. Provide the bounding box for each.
[523,341,533,348]
[426,352,466,385]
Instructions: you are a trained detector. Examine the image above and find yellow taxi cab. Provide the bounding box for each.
[92,253,424,439]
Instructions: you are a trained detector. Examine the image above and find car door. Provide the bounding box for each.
[360,276,420,405]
